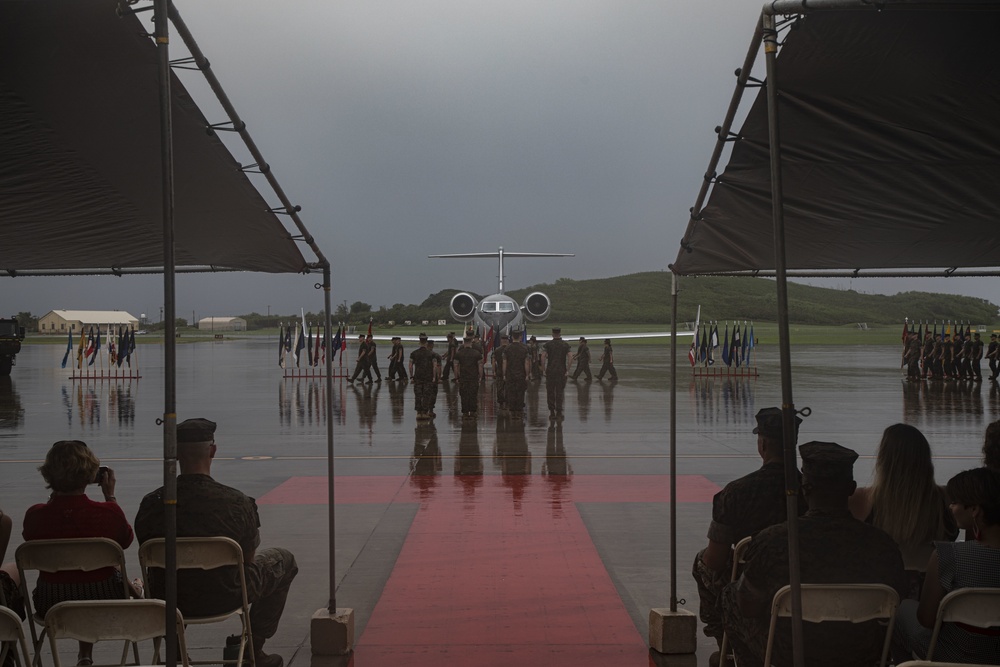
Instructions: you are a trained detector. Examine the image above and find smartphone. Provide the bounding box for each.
[93,465,110,484]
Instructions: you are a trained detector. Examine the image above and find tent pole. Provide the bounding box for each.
[323,262,337,612]
[669,272,678,612]
[688,20,764,221]
[763,12,804,667]
[154,0,178,666]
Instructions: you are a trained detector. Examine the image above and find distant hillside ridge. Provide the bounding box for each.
[419,273,997,326]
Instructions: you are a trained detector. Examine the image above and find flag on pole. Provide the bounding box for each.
[367,318,373,337]
[901,321,909,344]
[708,323,719,366]
[84,326,95,357]
[748,323,755,356]
[61,330,73,369]
[306,326,314,367]
[108,325,117,365]
[699,324,708,363]
[76,327,88,368]
[122,328,135,367]
[278,325,286,369]
[88,326,101,366]
[732,325,741,367]
[721,324,731,366]
[314,326,322,366]
[293,323,304,367]
[688,342,696,367]
[741,321,749,363]
[331,325,343,361]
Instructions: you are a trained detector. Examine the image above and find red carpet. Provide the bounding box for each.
[260,475,718,666]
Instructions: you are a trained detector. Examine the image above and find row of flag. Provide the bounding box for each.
[689,321,755,367]
[902,321,978,348]
[278,312,350,369]
[61,325,136,369]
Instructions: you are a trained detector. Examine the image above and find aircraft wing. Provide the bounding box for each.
[369,334,452,343]
[526,330,695,342]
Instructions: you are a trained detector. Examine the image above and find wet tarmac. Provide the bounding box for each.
[0,339,992,666]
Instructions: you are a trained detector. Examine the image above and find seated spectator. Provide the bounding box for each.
[893,467,1000,664]
[691,407,804,661]
[22,441,134,666]
[849,424,957,594]
[983,420,1000,470]
[721,442,906,667]
[134,419,297,667]
[1,503,23,617]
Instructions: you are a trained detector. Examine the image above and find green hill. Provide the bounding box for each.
[418,273,997,326]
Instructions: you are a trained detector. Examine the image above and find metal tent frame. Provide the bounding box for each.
[665,2,1000,666]
[2,2,341,664]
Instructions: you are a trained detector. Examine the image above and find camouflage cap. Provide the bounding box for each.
[799,441,858,482]
[177,418,217,444]
[752,407,801,439]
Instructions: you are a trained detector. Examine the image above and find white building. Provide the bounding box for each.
[37,310,139,335]
[197,316,247,332]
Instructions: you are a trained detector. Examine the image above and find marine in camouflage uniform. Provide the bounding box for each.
[541,328,571,418]
[904,334,921,381]
[692,408,804,643]
[409,335,436,419]
[527,336,542,379]
[921,331,935,379]
[503,333,530,419]
[492,336,509,412]
[988,333,999,381]
[454,336,483,416]
[134,419,297,667]
[597,339,617,380]
[441,332,458,382]
[972,332,984,381]
[365,334,382,381]
[426,340,442,417]
[720,442,906,667]
[348,335,371,383]
[570,337,592,381]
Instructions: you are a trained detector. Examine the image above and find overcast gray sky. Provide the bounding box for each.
[6,1,996,322]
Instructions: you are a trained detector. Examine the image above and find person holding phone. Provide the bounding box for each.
[22,440,134,666]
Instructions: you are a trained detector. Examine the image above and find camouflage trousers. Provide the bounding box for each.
[719,580,768,667]
[495,376,507,408]
[413,381,435,413]
[428,380,438,411]
[545,375,567,413]
[458,379,478,414]
[505,377,527,414]
[245,547,299,640]
[692,548,731,641]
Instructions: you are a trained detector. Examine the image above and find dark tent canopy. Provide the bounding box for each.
[0,0,308,275]
[672,5,1000,276]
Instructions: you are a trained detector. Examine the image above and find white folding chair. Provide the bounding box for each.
[763,583,899,667]
[15,538,137,667]
[138,537,254,667]
[0,604,32,667]
[717,535,752,665]
[43,600,187,667]
[925,587,1000,661]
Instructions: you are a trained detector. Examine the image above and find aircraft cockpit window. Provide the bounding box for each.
[480,301,516,313]
[498,302,515,312]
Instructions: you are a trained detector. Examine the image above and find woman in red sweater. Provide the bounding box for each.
[22,441,134,666]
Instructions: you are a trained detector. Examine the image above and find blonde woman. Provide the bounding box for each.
[849,423,957,600]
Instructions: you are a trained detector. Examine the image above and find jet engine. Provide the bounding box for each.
[450,292,478,322]
[521,292,551,322]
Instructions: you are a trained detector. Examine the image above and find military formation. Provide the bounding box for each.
[349,327,618,422]
[902,327,997,382]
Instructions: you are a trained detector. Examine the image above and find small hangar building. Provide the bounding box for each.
[38,310,140,334]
